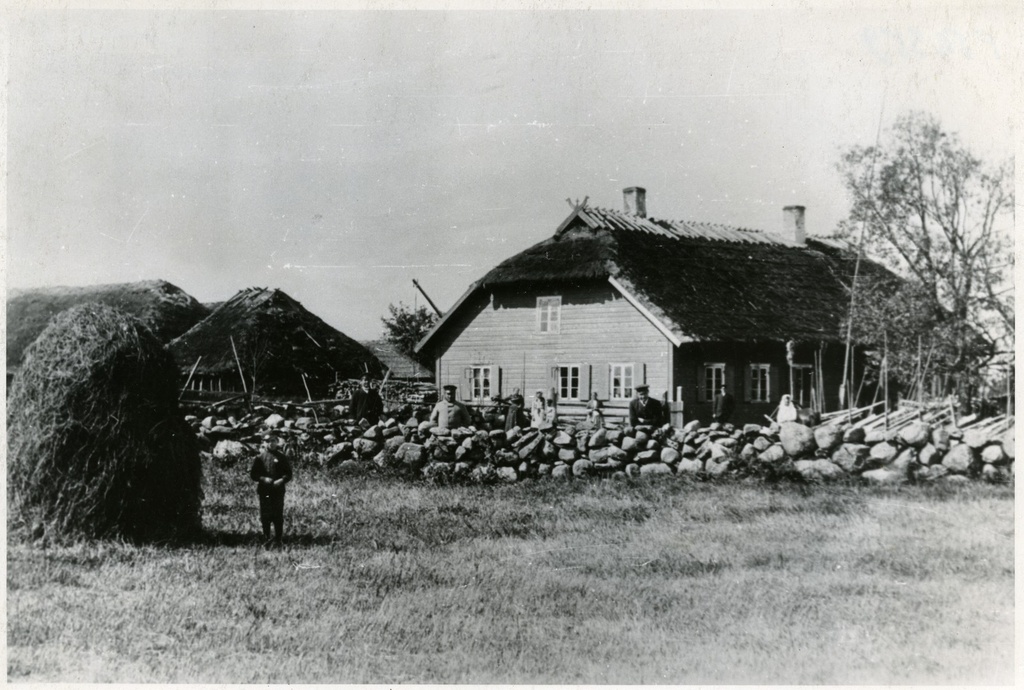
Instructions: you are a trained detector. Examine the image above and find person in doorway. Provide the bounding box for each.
[250,434,293,548]
[712,385,735,424]
[350,373,384,424]
[776,393,800,423]
[629,385,664,427]
[530,390,548,429]
[429,384,471,430]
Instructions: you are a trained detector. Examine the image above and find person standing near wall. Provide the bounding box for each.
[429,384,471,430]
[712,385,735,425]
[629,385,664,427]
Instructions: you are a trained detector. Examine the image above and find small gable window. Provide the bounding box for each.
[537,296,561,333]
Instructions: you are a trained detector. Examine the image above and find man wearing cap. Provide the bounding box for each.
[430,384,471,430]
[629,384,664,427]
[250,434,293,547]
[350,373,384,424]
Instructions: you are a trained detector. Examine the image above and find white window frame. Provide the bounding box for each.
[703,363,726,402]
[537,296,561,334]
[610,363,634,400]
[749,363,771,403]
[471,365,493,401]
[558,364,581,401]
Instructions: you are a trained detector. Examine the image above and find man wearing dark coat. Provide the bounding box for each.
[350,373,384,423]
[629,385,664,427]
[713,385,736,424]
[250,435,293,547]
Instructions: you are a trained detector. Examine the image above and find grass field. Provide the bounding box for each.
[7,462,1015,684]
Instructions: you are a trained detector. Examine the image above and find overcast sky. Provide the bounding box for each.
[6,5,1019,341]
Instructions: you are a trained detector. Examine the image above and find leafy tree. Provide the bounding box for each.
[836,112,1014,398]
[381,302,438,368]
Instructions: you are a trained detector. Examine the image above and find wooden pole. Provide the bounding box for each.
[883,330,889,432]
[179,356,202,399]
[230,336,249,394]
[301,372,313,402]
[412,278,443,317]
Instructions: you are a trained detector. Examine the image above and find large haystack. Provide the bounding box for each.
[170,287,383,398]
[7,303,202,541]
[7,280,210,373]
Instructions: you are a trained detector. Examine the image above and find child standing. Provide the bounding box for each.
[250,434,293,547]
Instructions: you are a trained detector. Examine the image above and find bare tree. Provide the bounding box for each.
[837,112,1014,395]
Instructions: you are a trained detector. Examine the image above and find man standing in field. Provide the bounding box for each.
[250,434,293,548]
[429,384,471,430]
[629,384,664,427]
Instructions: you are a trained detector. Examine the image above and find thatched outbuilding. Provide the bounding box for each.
[416,187,893,425]
[6,280,209,381]
[362,340,433,381]
[169,287,382,399]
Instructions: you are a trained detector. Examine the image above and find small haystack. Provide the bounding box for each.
[170,287,383,399]
[7,303,202,541]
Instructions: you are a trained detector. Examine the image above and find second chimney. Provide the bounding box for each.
[782,205,806,244]
[623,187,647,218]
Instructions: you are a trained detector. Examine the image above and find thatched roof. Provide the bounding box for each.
[420,204,894,349]
[362,340,433,380]
[169,287,381,397]
[7,280,209,370]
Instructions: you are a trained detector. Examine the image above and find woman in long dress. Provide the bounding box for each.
[530,390,547,428]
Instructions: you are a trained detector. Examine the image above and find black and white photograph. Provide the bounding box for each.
[5,1,1018,683]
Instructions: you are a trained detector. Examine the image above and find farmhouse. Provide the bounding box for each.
[416,188,888,426]
[6,280,209,383]
[169,287,383,399]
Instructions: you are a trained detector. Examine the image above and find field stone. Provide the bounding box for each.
[842,427,866,444]
[635,450,659,465]
[553,431,573,447]
[863,428,886,444]
[640,463,672,476]
[869,442,899,464]
[646,439,661,451]
[980,444,1008,465]
[677,458,703,474]
[705,456,731,477]
[588,447,611,463]
[541,440,558,461]
[743,424,761,436]
[813,425,844,453]
[295,416,315,430]
[588,428,608,448]
[981,464,1011,483]
[794,459,845,482]
[682,419,702,434]
[518,434,544,460]
[779,422,816,457]
[889,447,917,474]
[263,413,285,428]
[943,474,970,485]
[942,444,976,474]
[861,468,905,484]
[396,442,427,468]
[752,436,772,453]
[930,428,951,452]
[496,466,518,482]
[898,421,931,448]
[660,447,681,464]
[212,440,247,463]
[621,436,640,453]
[551,464,571,479]
[963,429,990,449]
[336,459,365,475]
[1002,427,1014,459]
[916,464,948,482]
[757,444,786,465]
[917,443,941,466]
[739,443,757,461]
[831,443,871,473]
[382,426,403,440]
[384,435,406,453]
[201,415,216,429]
[607,429,624,444]
[558,448,578,462]
[625,463,641,478]
[716,437,738,449]
[572,459,594,477]
[536,463,552,476]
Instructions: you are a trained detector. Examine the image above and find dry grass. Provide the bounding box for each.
[6,465,1014,684]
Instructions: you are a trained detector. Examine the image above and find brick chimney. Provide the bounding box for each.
[782,205,806,244]
[623,187,647,217]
